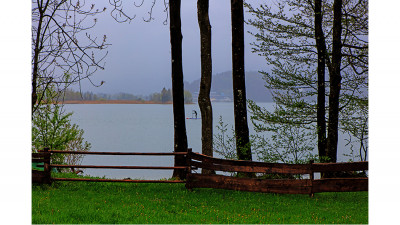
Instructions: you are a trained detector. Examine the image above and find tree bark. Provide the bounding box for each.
[231,0,252,161]
[32,7,44,115]
[314,0,327,161]
[197,0,214,174]
[326,0,343,163]
[170,0,188,179]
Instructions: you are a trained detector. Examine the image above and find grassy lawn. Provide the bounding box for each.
[32,173,368,224]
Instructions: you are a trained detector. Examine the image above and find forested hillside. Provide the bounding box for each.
[184,71,273,102]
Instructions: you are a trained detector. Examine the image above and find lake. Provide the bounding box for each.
[65,102,353,179]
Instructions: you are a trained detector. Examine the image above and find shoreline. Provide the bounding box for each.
[63,100,193,104]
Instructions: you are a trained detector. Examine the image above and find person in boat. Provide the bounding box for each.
[193,110,198,119]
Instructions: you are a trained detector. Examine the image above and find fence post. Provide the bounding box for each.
[185,148,192,191]
[43,147,52,184]
[309,159,314,197]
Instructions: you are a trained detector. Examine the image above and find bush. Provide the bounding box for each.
[32,103,90,172]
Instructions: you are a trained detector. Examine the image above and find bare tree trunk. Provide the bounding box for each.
[170,0,188,179]
[326,0,343,163]
[231,0,252,161]
[32,8,44,115]
[314,0,327,161]
[32,54,39,113]
[197,0,214,174]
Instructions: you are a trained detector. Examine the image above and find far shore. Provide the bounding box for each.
[63,100,195,104]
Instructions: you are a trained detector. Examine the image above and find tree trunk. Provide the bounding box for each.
[197,0,214,174]
[32,9,44,115]
[170,0,188,179]
[231,0,252,161]
[326,0,343,163]
[314,0,327,162]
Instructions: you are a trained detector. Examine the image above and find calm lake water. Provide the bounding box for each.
[65,102,352,179]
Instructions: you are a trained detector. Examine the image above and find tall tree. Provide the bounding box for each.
[326,0,343,163]
[197,0,214,174]
[314,0,327,161]
[246,0,368,163]
[161,87,171,103]
[231,0,252,161]
[170,0,188,179]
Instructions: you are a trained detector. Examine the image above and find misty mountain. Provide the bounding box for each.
[184,71,273,102]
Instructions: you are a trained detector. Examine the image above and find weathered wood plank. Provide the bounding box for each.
[32,170,46,183]
[190,152,311,174]
[32,152,50,158]
[312,178,368,192]
[51,164,188,170]
[42,148,52,184]
[190,160,310,174]
[187,174,311,194]
[32,158,50,163]
[311,161,368,172]
[41,150,187,155]
[52,177,185,183]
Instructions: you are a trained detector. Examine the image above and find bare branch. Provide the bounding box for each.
[109,0,136,23]
[134,0,145,7]
[143,0,156,22]
[32,0,109,114]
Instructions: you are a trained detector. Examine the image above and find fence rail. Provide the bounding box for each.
[311,162,368,172]
[32,148,368,195]
[187,173,312,194]
[190,152,312,174]
[186,151,368,195]
[32,148,188,184]
[44,150,187,156]
[32,151,51,184]
[50,164,187,170]
[52,177,185,183]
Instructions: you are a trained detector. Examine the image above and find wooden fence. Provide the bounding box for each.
[185,149,368,195]
[32,148,188,184]
[32,148,368,195]
[32,151,51,184]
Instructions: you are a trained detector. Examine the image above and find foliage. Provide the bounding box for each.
[149,88,193,104]
[63,89,101,101]
[149,87,171,103]
[245,0,368,162]
[63,127,91,169]
[63,88,193,103]
[213,116,316,164]
[341,98,368,161]
[32,173,368,224]
[32,103,91,168]
[32,80,91,170]
[213,116,239,160]
[184,90,193,104]
[161,87,172,103]
[32,104,74,153]
[252,120,317,164]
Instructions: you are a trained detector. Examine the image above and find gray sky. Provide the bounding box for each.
[78,0,267,95]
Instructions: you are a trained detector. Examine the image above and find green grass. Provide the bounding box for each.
[32,173,368,224]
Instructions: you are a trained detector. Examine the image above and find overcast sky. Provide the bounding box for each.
[77,0,268,95]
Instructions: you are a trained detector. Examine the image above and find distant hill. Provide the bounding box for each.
[184,71,273,102]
